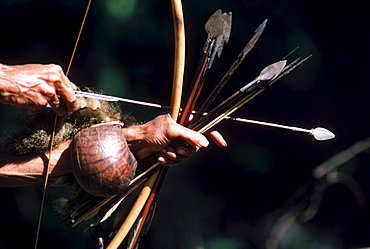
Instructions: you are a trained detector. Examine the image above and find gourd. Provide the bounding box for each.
[71,124,137,197]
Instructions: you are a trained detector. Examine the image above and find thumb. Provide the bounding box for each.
[170,123,209,148]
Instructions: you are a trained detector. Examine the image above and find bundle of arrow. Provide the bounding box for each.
[60,9,333,249]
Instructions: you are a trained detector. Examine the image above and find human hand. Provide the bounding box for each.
[122,113,227,166]
[0,63,78,116]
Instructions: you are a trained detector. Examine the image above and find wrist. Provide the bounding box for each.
[122,122,149,140]
[121,124,149,159]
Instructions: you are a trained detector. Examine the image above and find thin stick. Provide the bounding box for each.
[34,1,92,247]
[65,56,320,238]
[66,0,92,76]
[129,1,187,247]
[34,116,57,249]
[168,0,185,120]
[312,137,370,179]
[106,173,158,249]
[75,90,170,109]
[193,19,267,121]
[74,90,335,141]
[106,0,185,247]
[226,117,335,141]
[60,165,157,229]
[179,10,231,126]
[190,60,287,133]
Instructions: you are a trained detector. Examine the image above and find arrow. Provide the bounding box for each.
[74,90,335,141]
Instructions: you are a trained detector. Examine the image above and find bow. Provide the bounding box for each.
[32,1,322,248]
[105,0,185,248]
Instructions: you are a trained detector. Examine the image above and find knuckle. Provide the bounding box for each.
[42,87,56,97]
[64,95,77,105]
[48,64,63,73]
[43,64,65,83]
[33,98,48,107]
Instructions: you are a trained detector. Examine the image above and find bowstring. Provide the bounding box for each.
[66,0,92,76]
[34,1,93,248]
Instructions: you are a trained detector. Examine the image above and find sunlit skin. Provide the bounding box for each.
[121,113,226,165]
[0,63,78,116]
[0,63,227,187]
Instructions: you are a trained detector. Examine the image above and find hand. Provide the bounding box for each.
[121,113,227,166]
[0,63,78,116]
[158,128,226,166]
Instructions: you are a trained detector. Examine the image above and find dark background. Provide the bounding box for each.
[0,0,370,248]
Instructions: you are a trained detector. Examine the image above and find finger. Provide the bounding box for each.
[176,144,197,157]
[56,78,77,113]
[176,127,209,148]
[167,118,209,148]
[158,145,195,166]
[161,146,177,159]
[46,65,77,113]
[70,82,78,91]
[160,146,191,161]
[206,129,227,147]
[158,155,178,166]
[48,94,67,117]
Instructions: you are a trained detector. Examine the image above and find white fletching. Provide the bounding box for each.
[310,127,335,141]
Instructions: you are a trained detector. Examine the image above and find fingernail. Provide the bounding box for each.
[177,148,185,155]
[158,156,165,163]
[199,137,209,147]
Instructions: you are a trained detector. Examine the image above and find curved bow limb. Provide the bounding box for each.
[105,0,185,248]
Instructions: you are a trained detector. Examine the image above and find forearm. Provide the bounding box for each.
[0,124,143,188]
[0,123,146,188]
[0,63,19,104]
[0,113,219,187]
[0,140,73,187]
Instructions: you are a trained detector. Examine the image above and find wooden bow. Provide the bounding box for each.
[33,1,307,248]
[35,0,184,247]
[105,0,185,248]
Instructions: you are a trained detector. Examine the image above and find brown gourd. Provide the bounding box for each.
[71,124,137,197]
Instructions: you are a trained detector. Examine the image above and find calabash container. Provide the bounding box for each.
[71,124,137,197]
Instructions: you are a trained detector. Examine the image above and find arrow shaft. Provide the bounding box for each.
[74,90,309,134]
[227,117,310,133]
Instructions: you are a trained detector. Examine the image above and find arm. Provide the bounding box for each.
[0,63,77,116]
[0,114,226,187]
[0,140,73,187]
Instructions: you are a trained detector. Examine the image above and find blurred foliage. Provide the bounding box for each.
[104,0,138,19]
[205,237,244,249]
[0,0,370,248]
